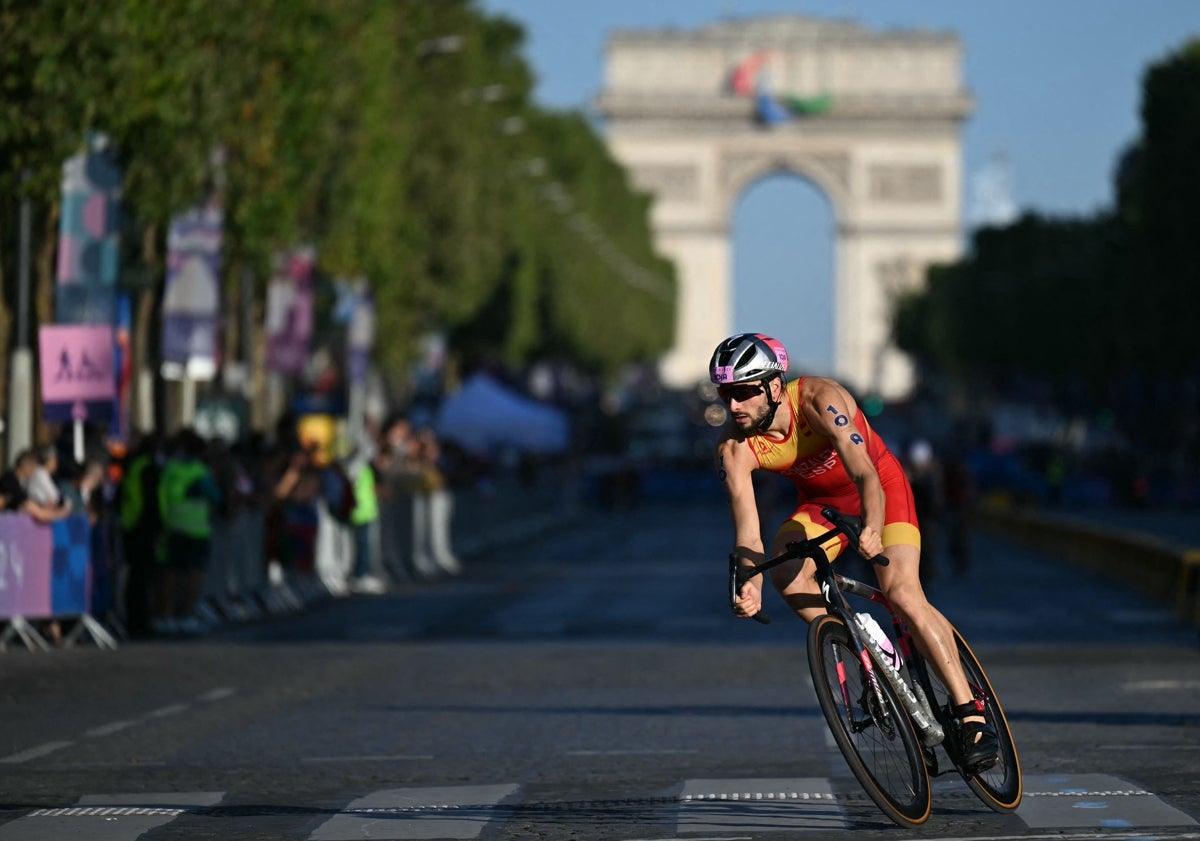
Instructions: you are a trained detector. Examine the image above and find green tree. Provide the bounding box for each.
[1,0,677,432]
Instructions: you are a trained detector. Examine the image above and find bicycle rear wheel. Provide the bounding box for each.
[916,625,1022,811]
[807,614,931,827]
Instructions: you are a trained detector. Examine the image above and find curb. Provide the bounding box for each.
[973,504,1200,627]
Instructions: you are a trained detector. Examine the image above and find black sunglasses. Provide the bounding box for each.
[716,382,766,403]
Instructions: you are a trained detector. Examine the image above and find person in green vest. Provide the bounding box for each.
[348,444,391,595]
[118,432,164,637]
[153,428,221,637]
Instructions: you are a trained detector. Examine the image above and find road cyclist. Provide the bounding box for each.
[710,333,1007,810]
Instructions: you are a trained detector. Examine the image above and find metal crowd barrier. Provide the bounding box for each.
[2,467,581,651]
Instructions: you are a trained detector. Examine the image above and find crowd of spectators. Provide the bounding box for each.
[0,411,464,643]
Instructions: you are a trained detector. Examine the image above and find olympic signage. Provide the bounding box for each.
[38,324,116,423]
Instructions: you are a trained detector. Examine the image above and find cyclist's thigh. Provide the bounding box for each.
[769,505,843,598]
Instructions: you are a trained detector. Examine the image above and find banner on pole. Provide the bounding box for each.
[38,324,117,423]
[265,246,315,375]
[336,277,375,384]
[162,199,222,381]
[55,133,122,324]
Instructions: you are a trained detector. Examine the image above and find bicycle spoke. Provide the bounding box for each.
[809,615,931,826]
[913,627,1022,811]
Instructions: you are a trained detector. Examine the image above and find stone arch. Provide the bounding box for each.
[596,15,972,398]
[718,151,850,226]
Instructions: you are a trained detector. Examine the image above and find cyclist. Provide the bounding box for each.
[711,332,997,771]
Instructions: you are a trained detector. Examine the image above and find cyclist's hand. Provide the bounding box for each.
[732,580,763,619]
[857,526,884,559]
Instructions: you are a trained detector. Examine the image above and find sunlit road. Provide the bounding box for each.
[1,490,1198,840]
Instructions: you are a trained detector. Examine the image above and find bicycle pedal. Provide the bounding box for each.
[961,752,999,777]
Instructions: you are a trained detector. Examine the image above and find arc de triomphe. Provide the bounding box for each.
[596,16,973,398]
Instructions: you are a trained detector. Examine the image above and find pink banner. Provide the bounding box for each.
[38,324,117,404]
[266,246,315,375]
[0,515,54,618]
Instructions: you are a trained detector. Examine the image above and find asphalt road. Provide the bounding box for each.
[1,494,1198,841]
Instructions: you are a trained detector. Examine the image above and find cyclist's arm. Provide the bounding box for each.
[804,378,886,557]
[716,433,767,616]
[716,433,762,557]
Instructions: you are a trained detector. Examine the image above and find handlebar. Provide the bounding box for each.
[729,506,889,625]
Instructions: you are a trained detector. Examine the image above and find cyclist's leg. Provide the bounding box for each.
[769,506,844,623]
[873,541,997,763]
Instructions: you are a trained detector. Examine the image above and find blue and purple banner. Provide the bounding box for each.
[55,133,122,324]
[0,514,91,619]
[162,199,223,380]
[265,246,315,375]
[338,277,375,384]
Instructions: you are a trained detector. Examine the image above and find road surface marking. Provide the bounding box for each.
[0,741,73,764]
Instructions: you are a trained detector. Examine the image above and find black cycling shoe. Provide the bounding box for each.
[951,700,999,774]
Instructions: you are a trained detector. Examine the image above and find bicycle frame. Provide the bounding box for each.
[730,508,944,747]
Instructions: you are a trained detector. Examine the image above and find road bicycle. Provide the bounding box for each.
[729,506,1022,827]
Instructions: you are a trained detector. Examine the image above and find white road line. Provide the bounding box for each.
[1098,743,1200,750]
[302,755,435,762]
[676,778,846,835]
[623,837,753,841]
[145,703,189,719]
[2,689,236,766]
[85,720,136,738]
[912,835,1200,841]
[0,740,73,764]
[1122,679,1200,691]
[566,749,699,756]
[308,784,520,840]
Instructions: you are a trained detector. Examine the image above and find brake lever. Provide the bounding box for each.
[728,554,771,624]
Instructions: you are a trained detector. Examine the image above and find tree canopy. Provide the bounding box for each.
[0,0,676,406]
[896,37,1200,398]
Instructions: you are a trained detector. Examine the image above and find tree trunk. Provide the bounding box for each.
[32,202,59,446]
[0,258,11,466]
[132,224,161,435]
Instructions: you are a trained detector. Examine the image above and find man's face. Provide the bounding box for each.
[717,380,771,432]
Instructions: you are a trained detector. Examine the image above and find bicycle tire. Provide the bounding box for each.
[913,625,1022,811]
[807,614,932,827]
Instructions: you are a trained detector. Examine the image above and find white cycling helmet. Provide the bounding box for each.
[709,333,789,384]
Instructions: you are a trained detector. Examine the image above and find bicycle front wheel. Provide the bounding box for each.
[917,625,1022,811]
[807,614,931,827]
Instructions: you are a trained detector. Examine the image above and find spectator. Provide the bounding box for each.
[942,452,977,577]
[414,427,461,577]
[0,449,72,523]
[153,429,221,636]
[266,444,322,583]
[58,457,106,523]
[26,445,64,507]
[905,439,944,588]
[347,445,390,594]
[378,414,423,580]
[1,448,72,645]
[118,433,164,638]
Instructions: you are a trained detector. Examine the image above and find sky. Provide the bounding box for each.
[478,0,1200,376]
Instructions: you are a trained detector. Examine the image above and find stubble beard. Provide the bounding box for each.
[732,403,769,434]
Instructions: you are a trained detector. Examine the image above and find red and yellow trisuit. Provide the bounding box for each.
[745,377,921,554]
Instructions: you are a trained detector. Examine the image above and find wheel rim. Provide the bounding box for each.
[812,617,930,823]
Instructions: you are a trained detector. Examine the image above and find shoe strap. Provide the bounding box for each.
[952,699,985,718]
